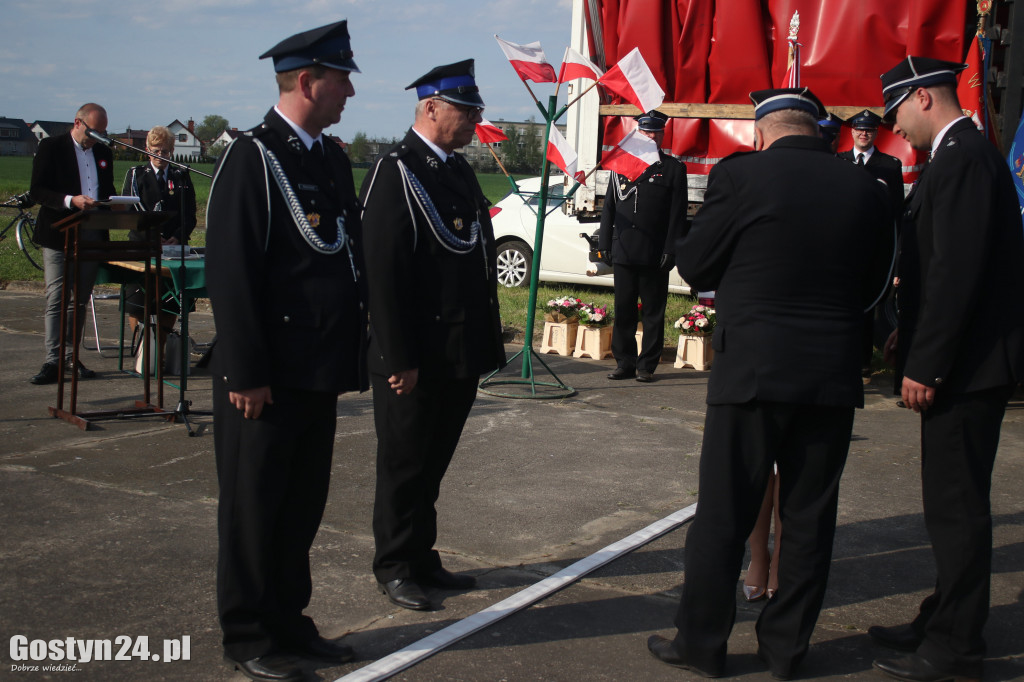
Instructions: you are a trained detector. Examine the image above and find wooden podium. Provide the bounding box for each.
[49,209,176,430]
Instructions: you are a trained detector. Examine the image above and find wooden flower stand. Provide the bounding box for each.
[540,320,579,355]
[573,325,613,359]
[674,333,713,371]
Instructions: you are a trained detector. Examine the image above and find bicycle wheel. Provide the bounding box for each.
[16,215,43,271]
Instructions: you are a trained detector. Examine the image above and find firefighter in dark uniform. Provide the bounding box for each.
[839,109,905,376]
[360,60,506,611]
[870,57,1024,682]
[818,112,844,153]
[647,88,893,679]
[598,110,687,382]
[205,20,368,682]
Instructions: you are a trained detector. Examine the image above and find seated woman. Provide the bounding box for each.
[120,126,197,351]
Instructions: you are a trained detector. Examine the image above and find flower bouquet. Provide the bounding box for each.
[544,296,583,323]
[577,302,612,327]
[674,304,716,335]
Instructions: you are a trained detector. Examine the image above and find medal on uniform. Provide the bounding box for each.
[307,212,321,228]
[620,182,627,191]
[167,179,175,196]
[454,217,464,231]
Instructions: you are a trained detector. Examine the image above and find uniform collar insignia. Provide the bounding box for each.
[426,154,440,169]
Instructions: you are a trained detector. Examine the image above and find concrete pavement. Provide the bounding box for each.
[1,286,1022,681]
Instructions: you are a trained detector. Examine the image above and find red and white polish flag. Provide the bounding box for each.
[601,129,660,181]
[495,36,557,83]
[475,118,508,144]
[598,47,665,113]
[546,125,586,183]
[558,46,603,83]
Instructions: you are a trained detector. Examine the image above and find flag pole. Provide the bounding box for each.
[479,94,575,399]
[485,142,511,177]
[560,80,600,118]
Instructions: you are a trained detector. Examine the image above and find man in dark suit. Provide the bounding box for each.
[839,109,905,376]
[360,60,505,611]
[121,125,198,341]
[599,110,686,382]
[870,57,1024,682]
[647,88,892,679]
[29,103,115,385]
[205,21,367,682]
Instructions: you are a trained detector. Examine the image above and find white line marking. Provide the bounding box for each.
[335,503,697,682]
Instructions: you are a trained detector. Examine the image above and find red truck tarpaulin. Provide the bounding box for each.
[591,0,969,182]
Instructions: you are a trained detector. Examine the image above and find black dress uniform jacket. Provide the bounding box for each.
[839,147,905,215]
[679,135,893,407]
[30,132,115,250]
[895,117,1024,393]
[598,153,687,265]
[360,130,505,380]
[121,163,198,243]
[206,109,368,394]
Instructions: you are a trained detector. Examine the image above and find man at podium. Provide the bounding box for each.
[29,103,115,385]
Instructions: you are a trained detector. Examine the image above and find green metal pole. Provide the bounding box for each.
[521,95,558,379]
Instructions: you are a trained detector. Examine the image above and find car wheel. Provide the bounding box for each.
[496,240,532,288]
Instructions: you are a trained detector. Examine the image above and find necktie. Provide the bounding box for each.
[157,170,166,190]
[311,140,324,158]
[856,153,865,166]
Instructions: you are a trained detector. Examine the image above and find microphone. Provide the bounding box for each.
[85,126,113,146]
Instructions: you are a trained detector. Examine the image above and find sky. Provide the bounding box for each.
[2,0,573,141]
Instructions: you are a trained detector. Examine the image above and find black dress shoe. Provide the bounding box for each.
[30,363,58,385]
[378,578,431,610]
[287,636,354,663]
[229,654,303,682]
[647,635,721,678]
[868,623,923,653]
[73,361,96,379]
[419,567,477,590]
[607,367,636,380]
[873,653,980,682]
[636,370,655,383]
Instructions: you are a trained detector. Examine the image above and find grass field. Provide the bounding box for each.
[0,155,693,345]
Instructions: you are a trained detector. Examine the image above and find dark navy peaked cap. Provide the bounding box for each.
[259,20,359,73]
[880,56,966,119]
[750,87,825,120]
[635,110,668,132]
[406,60,484,108]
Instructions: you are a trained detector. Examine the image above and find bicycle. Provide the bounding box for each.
[0,192,42,270]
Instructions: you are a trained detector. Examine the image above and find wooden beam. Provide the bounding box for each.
[599,103,885,120]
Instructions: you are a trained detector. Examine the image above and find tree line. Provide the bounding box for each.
[197,114,547,174]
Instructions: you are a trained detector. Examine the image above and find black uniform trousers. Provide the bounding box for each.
[214,380,337,662]
[907,384,1012,677]
[371,372,478,583]
[611,263,669,373]
[673,401,854,677]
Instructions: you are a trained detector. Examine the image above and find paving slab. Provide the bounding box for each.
[1,288,1022,681]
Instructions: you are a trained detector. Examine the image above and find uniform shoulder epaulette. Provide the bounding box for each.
[387,144,412,160]
[249,123,272,138]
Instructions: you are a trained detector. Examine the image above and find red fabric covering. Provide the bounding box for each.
[592,0,969,181]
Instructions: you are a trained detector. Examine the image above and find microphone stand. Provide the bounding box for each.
[88,128,212,436]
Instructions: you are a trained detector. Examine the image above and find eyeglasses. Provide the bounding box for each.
[432,98,484,118]
[149,148,173,156]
